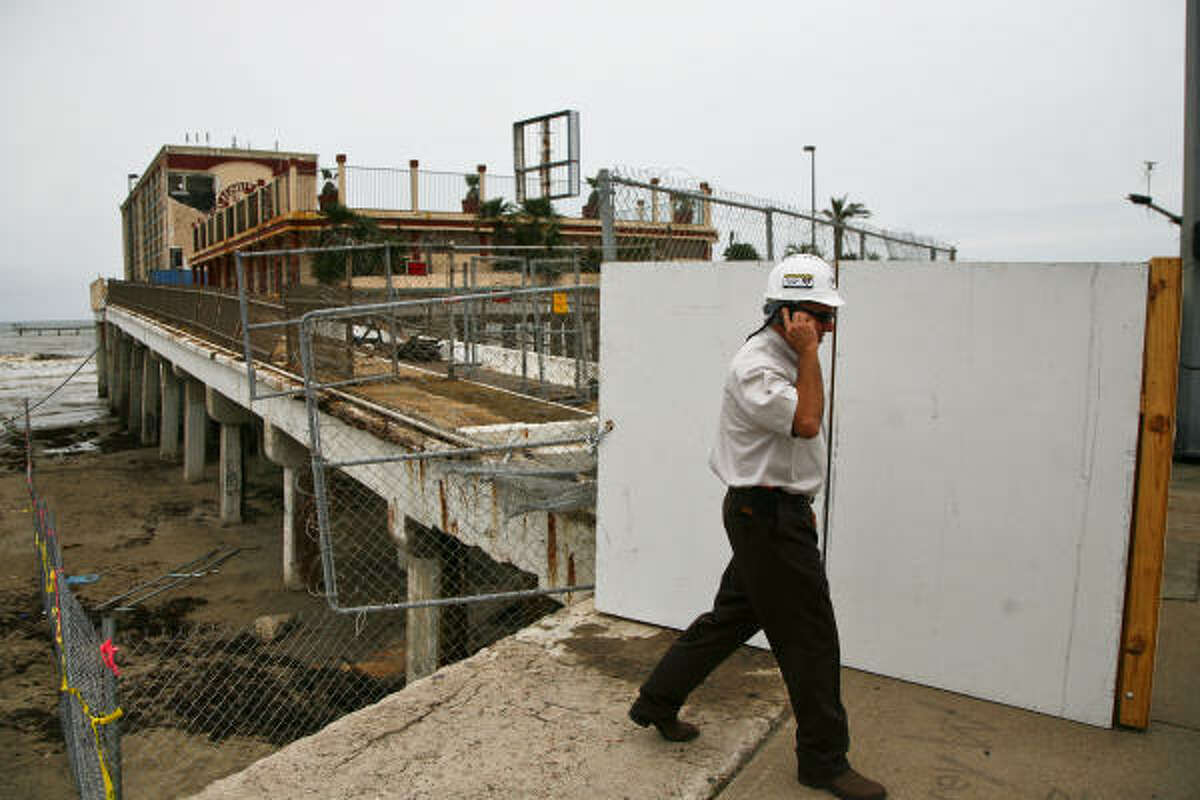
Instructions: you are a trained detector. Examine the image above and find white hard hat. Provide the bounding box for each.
[763,254,844,307]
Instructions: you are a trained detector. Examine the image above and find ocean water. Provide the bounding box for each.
[0,320,111,432]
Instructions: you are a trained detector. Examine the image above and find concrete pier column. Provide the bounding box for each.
[106,324,119,411]
[113,332,130,417]
[206,388,255,524]
[264,424,310,590]
[219,425,243,523]
[140,351,160,446]
[94,320,108,398]
[181,373,207,483]
[406,522,442,682]
[127,343,143,433]
[159,366,181,460]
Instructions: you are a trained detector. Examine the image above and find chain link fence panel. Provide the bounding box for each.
[238,245,601,407]
[27,410,123,800]
[292,288,600,642]
[606,167,955,264]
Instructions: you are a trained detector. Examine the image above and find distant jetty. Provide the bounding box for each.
[12,323,91,337]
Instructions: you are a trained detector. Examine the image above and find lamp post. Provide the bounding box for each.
[1126,193,1182,225]
[803,145,816,250]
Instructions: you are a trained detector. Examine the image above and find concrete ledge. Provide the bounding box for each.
[187,599,788,800]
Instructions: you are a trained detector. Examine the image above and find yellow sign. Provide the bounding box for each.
[552,292,569,314]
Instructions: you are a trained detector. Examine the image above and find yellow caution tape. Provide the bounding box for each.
[61,683,124,800]
[30,488,124,800]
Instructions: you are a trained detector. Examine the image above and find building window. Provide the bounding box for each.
[170,246,184,269]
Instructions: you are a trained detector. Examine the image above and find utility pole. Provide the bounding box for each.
[1177,0,1200,458]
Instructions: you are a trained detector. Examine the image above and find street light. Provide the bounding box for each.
[803,145,816,250]
[1127,193,1183,225]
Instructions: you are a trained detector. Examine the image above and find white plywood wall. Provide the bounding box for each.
[595,260,1147,727]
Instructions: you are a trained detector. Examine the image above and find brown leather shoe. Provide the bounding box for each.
[801,767,887,800]
[628,707,700,742]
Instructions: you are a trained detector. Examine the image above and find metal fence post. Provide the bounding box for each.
[102,614,122,800]
[598,169,616,262]
[573,252,584,401]
[298,315,340,606]
[385,243,399,378]
[235,252,259,403]
[446,260,457,380]
[533,271,544,393]
[520,256,530,391]
[765,208,775,261]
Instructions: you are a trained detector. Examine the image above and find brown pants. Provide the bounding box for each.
[634,486,850,781]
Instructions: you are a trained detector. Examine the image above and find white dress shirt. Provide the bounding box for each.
[708,328,828,497]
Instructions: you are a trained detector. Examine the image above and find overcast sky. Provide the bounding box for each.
[0,0,1186,321]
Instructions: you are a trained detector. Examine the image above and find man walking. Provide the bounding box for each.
[628,255,886,800]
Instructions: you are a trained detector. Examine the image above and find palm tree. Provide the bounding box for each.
[475,196,562,254]
[822,195,871,263]
[784,242,825,259]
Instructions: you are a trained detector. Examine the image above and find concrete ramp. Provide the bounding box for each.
[186,599,788,800]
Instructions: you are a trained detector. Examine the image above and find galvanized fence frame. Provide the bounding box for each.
[292,286,603,618]
[225,243,602,631]
[235,243,601,405]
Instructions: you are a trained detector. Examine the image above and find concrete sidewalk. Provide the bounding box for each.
[187,593,1199,800]
[724,463,1200,799]
[722,662,1199,799]
[188,599,791,800]
[189,466,1200,799]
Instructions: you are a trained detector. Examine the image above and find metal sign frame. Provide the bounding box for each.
[513,110,580,203]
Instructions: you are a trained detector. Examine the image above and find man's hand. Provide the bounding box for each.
[780,308,820,358]
[775,307,825,438]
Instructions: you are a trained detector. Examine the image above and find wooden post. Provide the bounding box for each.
[1116,257,1183,729]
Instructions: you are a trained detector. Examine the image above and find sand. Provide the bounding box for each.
[0,414,557,798]
[0,420,319,798]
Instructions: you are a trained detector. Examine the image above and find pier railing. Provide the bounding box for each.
[108,245,604,408]
[106,281,288,361]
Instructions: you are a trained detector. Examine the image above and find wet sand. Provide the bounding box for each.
[0,420,310,798]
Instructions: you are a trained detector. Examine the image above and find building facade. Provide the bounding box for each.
[122,146,718,293]
[120,145,318,281]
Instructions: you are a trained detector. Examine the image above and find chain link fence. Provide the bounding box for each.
[21,304,600,799]
[286,283,601,685]
[237,244,601,407]
[25,406,123,800]
[601,167,955,264]
[20,406,582,798]
[83,163,954,797]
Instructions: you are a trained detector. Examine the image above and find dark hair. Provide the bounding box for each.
[762,300,834,328]
[762,300,800,327]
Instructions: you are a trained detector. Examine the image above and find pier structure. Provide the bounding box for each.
[13,322,92,336]
[100,299,597,680]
